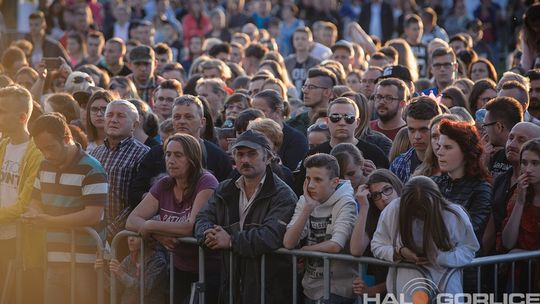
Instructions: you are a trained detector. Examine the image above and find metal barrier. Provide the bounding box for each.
[12,222,106,304]
[15,227,538,303]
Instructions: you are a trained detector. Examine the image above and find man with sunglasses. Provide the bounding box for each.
[293,97,389,195]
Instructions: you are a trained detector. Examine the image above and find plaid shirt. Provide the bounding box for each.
[91,136,149,224]
[127,74,164,108]
[389,147,418,183]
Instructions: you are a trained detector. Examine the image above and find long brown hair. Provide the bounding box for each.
[163,133,204,201]
[399,176,458,260]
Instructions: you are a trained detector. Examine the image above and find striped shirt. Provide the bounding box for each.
[31,145,108,258]
[91,136,149,225]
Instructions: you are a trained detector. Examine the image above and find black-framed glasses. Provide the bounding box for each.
[369,185,394,201]
[482,121,498,128]
[373,94,401,103]
[90,106,108,115]
[302,83,330,91]
[307,123,329,133]
[328,113,356,124]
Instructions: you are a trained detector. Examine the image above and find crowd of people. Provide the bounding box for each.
[0,0,540,303]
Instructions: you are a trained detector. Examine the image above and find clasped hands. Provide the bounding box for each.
[203,225,232,250]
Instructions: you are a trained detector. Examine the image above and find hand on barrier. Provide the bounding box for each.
[399,247,429,265]
[204,225,232,249]
[153,235,178,251]
[109,258,124,277]
[21,211,52,226]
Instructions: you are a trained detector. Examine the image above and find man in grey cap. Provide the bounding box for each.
[195,129,297,303]
[331,40,354,73]
[127,45,164,108]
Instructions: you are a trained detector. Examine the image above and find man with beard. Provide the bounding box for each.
[422,47,458,96]
[369,78,409,140]
[483,122,540,252]
[526,69,540,119]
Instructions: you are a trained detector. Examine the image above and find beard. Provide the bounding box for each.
[377,106,399,122]
[529,97,540,111]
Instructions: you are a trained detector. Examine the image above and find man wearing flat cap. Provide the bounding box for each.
[127,45,164,108]
[195,130,297,303]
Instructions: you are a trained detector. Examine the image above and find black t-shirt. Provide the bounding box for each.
[489,149,512,177]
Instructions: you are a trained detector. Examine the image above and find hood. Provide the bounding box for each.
[319,179,355,208]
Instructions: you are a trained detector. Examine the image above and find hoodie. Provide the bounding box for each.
[287,180,358,299]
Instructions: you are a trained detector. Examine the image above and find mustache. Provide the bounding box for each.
[240,164,253,169]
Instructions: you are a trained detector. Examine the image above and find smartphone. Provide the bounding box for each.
[43,57,62,70]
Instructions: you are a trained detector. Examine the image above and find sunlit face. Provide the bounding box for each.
[165,140,190,178]
[332,48,352,70]
[430,122,441,153]
[404,22,423,44]
[406,117,431,153]
[346,74,361,93]
[470,62,490,82]
[67,38,82,55]
[327,103,359,142]
[506,124,537,164]
[436,135,465,177]
[154,88,178,120]
[90,98,108,129]
[104,104,137,139]
[234,146,268,179]
[34,131,69,167]
[520,150,540,185]
[360,69,381,98]
[305,166,339,202]
[476,88,497,109]
[369,182,397,211]
[172,104,205,137]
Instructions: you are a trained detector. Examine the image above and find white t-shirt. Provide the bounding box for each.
[0,141,29,239]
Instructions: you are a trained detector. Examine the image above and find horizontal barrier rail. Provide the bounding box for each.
[13,228,540,303]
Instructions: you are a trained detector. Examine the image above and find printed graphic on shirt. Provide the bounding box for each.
[305,215,332,279]
[0,160,20,190]
[292,61,308,93]
[160,206,192,223]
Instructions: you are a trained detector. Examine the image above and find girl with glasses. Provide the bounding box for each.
[85,90,114,153]
[371,176,479,301]
[350,169,403,297]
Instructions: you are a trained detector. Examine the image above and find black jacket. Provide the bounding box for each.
[431,174,492,242]
[194,168,297,304]
[279,123,309,171]
[358,2,395,43]
[491,169,515,232]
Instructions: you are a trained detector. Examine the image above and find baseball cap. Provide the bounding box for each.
[377,65,413,83]
[232,130,272,151]
[129,45,155,64]
[331,40,354,56]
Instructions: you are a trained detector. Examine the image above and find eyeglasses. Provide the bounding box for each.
[361,79,376,84]
[328,113,356,124]
[373,94,401,103]
[369,185,394,201]
[432,62,455,69]
[307,123,329,133]
[90,106,108,115]
[302,83,330,91]
[482,121,498,128]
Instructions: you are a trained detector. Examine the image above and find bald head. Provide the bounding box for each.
[506,122,540,164]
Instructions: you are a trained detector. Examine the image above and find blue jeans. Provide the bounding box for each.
[305,294,355,304]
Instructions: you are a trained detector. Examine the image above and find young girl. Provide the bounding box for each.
[371,176,479,301]
[349,169,403,297]
[94,236,168,304]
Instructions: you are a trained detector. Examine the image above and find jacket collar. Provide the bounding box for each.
[220,166,277,204]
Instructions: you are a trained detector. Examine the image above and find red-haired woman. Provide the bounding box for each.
[432,119,492,242]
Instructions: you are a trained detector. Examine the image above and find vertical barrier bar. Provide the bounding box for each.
[511,262,515,292]
[528,259,533,292]
[292,255,297,304]
[476,266,481,293]
[139,238,145,304]
[70,230,76,304]
[229,252,233,304]
[169,251,174,304]
[323,257,330,301]
[357,263,363,304]
[494,264,498,300]
[43,228,48,303]
[260,254,266,304]
[15,222,22,304]
[198,246,205,304]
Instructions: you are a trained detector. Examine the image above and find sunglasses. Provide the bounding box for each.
[307,123,329,133]
[328,113,356,124]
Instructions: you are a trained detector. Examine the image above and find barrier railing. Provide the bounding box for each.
[12,222,106,304]
[12,227,539,303]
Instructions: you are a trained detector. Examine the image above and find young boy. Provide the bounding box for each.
[283,153,358,303]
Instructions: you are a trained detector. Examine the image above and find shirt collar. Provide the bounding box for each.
[235,174,267,192]
[104,136,134,151]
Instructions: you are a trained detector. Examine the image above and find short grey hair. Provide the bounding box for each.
[106,99,140,122]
